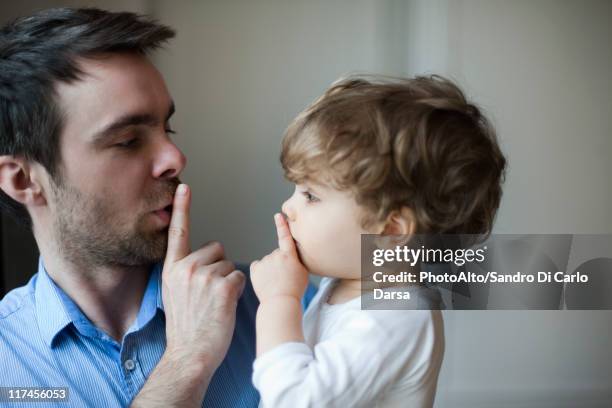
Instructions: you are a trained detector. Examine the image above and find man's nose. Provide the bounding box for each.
[152,137,186,179]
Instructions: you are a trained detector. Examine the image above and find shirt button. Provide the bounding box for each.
[124,359,136,371]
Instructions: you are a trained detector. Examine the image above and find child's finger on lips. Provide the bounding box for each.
[274,213,297,255]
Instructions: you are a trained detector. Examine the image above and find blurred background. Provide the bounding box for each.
[1,1,611,407]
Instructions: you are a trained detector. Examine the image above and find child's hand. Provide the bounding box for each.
[250,213,309,303]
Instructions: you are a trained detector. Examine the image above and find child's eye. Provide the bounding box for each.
[302,191,319,203]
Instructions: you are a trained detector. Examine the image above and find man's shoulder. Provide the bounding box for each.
[234,262,258,317]
[0,275,36,320]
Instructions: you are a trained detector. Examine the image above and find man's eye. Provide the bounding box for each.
[302,191,319,203]
[166,128,176,135]
[116,138,138,148]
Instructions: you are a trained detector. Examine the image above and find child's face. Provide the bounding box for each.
[281,182,378,279]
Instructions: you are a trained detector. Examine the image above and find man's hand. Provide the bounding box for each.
[132,184,246,408]
[162,184,245,368]
[250,213,309,303]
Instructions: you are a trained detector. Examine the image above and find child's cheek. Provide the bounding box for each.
[299,241,324,276]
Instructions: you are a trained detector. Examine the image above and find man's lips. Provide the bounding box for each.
[152,203,173,225]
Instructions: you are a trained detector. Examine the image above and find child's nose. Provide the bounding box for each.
[281,199,295,222]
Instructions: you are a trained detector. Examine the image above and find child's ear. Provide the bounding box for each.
[0,156,47,207]
[374,207,416,249]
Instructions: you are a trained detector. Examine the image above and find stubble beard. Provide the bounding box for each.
[50,176,178,268]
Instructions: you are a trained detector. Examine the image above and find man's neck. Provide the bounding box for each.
[37,237,151,343]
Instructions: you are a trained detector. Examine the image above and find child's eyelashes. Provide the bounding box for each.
[301,190,319,203]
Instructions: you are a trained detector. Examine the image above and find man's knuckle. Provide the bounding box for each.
[218,281,232,294]
[169,226,186,238]
[220,260,235,272]
[177,259,194,274]
[198,269,215,285]
[218,280,239,299]
[209,241,224,253]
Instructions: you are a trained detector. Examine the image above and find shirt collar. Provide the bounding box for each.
[35,258,164,348]
[34,258,73,348]
[132,263,164,332]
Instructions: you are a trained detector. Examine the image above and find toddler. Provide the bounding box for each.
[250,75,506,407]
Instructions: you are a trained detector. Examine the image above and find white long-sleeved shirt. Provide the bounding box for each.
[253,278,445,407]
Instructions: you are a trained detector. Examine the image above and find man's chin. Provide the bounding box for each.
[143,235,168,263]
[121,229,168,265]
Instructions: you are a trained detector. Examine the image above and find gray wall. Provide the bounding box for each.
[399,2,612,407]
[1,1,611,407]
[150,0,415,262]
[152,1,612,407]
[153,0,612,260]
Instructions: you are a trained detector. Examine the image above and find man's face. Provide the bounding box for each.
[49,52,186,267]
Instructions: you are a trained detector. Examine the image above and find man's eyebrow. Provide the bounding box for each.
[92,101,176,143]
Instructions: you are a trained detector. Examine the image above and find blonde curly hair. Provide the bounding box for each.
[280,75,506,235]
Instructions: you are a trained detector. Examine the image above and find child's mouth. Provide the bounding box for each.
[293,239,306,263]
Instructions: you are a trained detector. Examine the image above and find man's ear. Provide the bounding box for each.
[0,156,47,207]
[374,207,416,249]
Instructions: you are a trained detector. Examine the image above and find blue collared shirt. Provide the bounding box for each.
[0,258,260,407]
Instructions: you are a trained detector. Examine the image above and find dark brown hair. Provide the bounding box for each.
[281,74,506,235]
[0,7,175,227]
